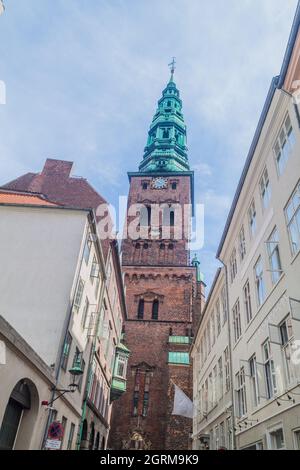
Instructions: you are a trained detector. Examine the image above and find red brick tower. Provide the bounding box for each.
[109,66,205,450]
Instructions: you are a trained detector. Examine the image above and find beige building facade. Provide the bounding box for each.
[0,195,128,450]
[193,4,300,451]
[191,268,234,450]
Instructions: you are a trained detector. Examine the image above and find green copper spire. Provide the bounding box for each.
[139,59,190,173]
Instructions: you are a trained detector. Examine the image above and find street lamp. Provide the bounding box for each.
[41,357,83,407]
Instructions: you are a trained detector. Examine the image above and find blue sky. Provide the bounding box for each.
[0,0,298,289]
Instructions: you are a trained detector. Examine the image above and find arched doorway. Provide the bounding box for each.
[94,432,100,450]
[0,379,39,450]
[89,422,95,450]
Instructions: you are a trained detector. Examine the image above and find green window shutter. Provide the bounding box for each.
[168,336,190,344]
[168,352,190,365]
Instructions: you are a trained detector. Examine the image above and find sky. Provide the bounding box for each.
[0,0,298,289]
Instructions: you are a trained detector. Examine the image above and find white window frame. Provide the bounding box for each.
[254,256,265,307]
[266,227,283,285]
[249,355,260,408]
[239,226,247,260]
[230,248,238,283]
[248,200,257,237]
[273,113,296,176]
[285,182,300,257]
[243,280,253,324]
[262,340,277,399]
[267,424,286,450]
[259,167,271,210]
[233,300,242,343]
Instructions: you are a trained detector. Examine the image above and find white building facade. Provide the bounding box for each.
[0,197,128,450]
[216,8,300,450]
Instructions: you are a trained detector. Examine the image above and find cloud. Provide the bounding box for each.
[0,0,298,289]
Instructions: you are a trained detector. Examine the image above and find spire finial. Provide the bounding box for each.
[168,57,176,82]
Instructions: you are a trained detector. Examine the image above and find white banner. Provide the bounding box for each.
[172,384,193,419]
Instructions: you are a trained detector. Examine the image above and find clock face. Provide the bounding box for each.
[152,177,168,190]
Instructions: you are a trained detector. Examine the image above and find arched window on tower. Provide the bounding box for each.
[137,299,144,319]
[152,300,159,320]
[162,128,170,139]
[170,210,175,227]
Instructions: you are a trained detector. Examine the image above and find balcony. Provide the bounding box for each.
[110,342,130,402]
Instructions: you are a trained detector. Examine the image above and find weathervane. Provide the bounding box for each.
[168,57,176,81]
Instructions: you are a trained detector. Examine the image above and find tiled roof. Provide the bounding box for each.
[0,191,58,206]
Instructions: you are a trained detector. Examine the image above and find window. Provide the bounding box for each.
[236,368,247,417]
[90,255,99,284]
[209,373,213,410]
[224,347,230,393]
[211,312,216,346]
[233,300,242,343]
[215,425,219,450]
[248,200,257,237]
[74,278,84,311]
[216,300,221,336]
[280,316,296,384]
[239,226,246,260]
[274,114,296,175]
[267,227,282,284]
[67,423,75,450]
[268,427,285,450]
[218,357,223,400]
[137,299,144,319]
[172,182,177,190]
[221,286,227,324]
[168,352,190,365]
[285,183,300,256]
[263,340,277,399]
[61,332,72,371]
[249,356,260,408]
[294,429,300,449]
[83,233,92,264]
[61,417,67,447]
[168,336,190,344]
[243,280,252,324]
[226,416,233,450]
[213,366,217,407]
[260,168,271,210]
[115,355,127,379]
[254,257,265,307]
[81,297,90,329]
[133,370,140,416]
[230,248,237,283]
[142,182,148,190]
[152,300,159,320]
[142,373,151,417]
[207,319,211,353]
[219,422,225,448]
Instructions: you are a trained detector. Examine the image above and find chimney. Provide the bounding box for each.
[42,159,73,179]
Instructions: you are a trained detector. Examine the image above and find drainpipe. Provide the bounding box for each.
[218,259,237,450]
[41,216,88,449]
[76,237,109,450]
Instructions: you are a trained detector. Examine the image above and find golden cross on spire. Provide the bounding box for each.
[168,57,176,81]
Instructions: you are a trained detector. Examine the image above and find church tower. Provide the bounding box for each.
[109,62,205,450]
